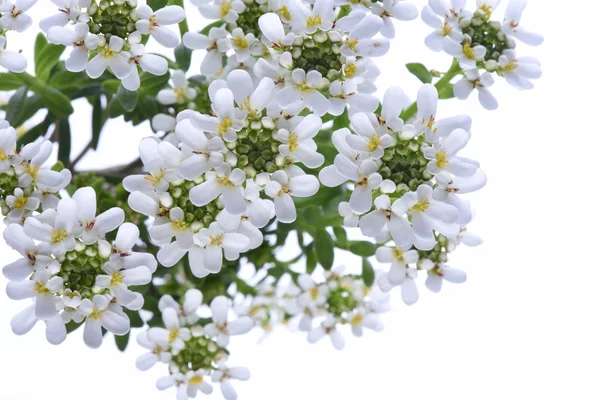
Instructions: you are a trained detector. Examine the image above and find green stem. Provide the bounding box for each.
[170,0,189,36]
[400,58,463,122]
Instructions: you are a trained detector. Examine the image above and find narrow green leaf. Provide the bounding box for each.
[34,33,48,66]
[187,74,206,87]
[406,63,433,84]
[306,243,317,274]
[125,309,144,328]
[332,108,349,130]
[332,226,347,244]
[35,43,65,82]
[56,118,72,165]
[348,241,377,257]
[116,85,138,112]
[200,20,224,35]
[361,258,375,287]
[174,43,192,72]
[438,84,455,99]
[107,97,126,118]
[0,73,23,90]
[115,332,130,352]
[303,206,323,226]
[51,161,65,172]
[91,96,105,149]
[140,71,171,95]
[40,86,73,118]
[148,0,168,10]
[101,79,121,95]
[314,229,334,270]
[5,86,28,125]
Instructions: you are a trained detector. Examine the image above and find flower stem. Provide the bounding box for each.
[400,58,463,122]
[170,0,189,36]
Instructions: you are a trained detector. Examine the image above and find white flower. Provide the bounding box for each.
[194,87,246,142]
[135,5,185,48]
[86,35,132,80]
[340,14,389,58]
[498,49,541,90]
[258,13,294,50]
[79,295,130,349]
[10,304,67,345]
[23,197,78,257]
[359,195,414,249]
[277,114,324,168]
[377,86,409,135]
[265,169,320,223]
[190,163,247,215]
[150,207,194,249]
[290,0,335,34]
[123,137,179,194]
[423,260,467,293]
[346,112,393,159]
[14,139,65,188]
[193,222,251,273]
[223,70,274,118]
[32,169,72,210]
[307,316,344,350]
[414,83,472,142]
[454,69,498,110]
[371,0,418,39]
[47,23,99,72]
[39,0,89,32]
[338,201,359,227]
[393,185,459,250]
[184,370,214,397]
[296,274,328,308]
[183,27,231,76]
[192,0,246,23]
[122,44,169,91]
[443,37,486,70]
[276,69,330,117]
[157,70,197,105]
[72,186,125,245]
[0,122,17,170]
[136,331,172,371]
[334,157,382,213]
[375,246,420,304]
[423,128,478,177]
[6,269,63,320]
[110,222,158,273]
[349,308,382,336]
[328,79,379,116]
[211,365,250,400]
[95,260,152,308]
[2,223,52,282]
[502,0,544,46]
[0,0,35,32]
[147,307,191,350]
[433,169,486,226]
[475,0,500,19]
[230,27,256,62]
[175,120,225,180]
[205,295,254,347]
[5,187,39,222]
[420,0,464,52]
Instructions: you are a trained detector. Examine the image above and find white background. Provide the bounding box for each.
[2,0,599,399]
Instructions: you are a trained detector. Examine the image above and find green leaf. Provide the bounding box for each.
[5,86,28,125]
[148,0,168,9]
[438,84,455,99]
[235,278,258,296]
[361,258,375,287]
[303,206,323,226]
[115,85,138,112]
[175,43,192,72]
[35,43,65,82]
[314,229,334,270]
[200,20,224,35]
[140,71,171,95]
[0,73,23,90]
[51,161,65,172]
[187,74,206,87]
[348,241,377,257]
[40,86,74,118]
[332,226,347,244]
[91,96,105,149]
[332,107,349,130]
[56,118,72,165]
[101,79,121,95]
[107,97,125,118]
[126,309,144,328]
[115,332,130,352]
[406,63,433,84]
[306,244,317,274]
[34,34,48,65]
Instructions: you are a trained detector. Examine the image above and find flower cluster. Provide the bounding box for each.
[137,290,251,400]
[1,121,157,348]
[421,0,543,109]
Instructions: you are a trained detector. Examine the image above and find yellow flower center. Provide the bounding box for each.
[210,234,224,246]
[288,134,299,152]
[189,376,204,385]
[502,60,518,72]
[279,6,291,21]
[215,176,234,187]
[174,87,187,102]
[144,169,165,185]
[367,133,380,152]
[101,45,117,58]
[309,287,319,301]
[220,0,232,17]
[110,272,124,286]
[13,196,28,209]
[479,4,493,17]
[34,281,51,295]
[218,117,233,136]
[51,229,69,244]
[435,152,448,169]
[462,42,476,60]
[306,15,322,27]
[172,219,189,231]
[233,35,248,49]
[412,199,430,213]
[168,328,179,342]
[392,248,404,262]
[24,164,40,180]
[350,314,364,326]
[344,63,357,78]
[442,23,453,36]
[0,149,7,160]
[345,38,359,50]
[89,307,105,320]
[295,82,313,92]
